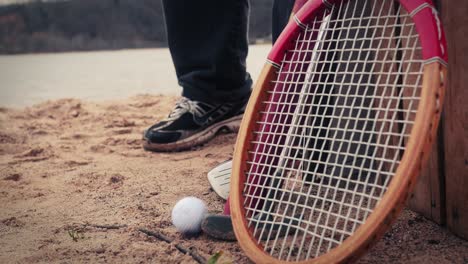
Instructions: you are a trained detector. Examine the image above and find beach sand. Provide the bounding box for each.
[0,95,467,263]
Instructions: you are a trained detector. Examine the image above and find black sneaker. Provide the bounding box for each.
[143,96,248,152]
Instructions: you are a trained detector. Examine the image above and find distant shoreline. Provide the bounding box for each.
[0,38,272,56]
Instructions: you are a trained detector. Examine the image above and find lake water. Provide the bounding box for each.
[0,45,270,108]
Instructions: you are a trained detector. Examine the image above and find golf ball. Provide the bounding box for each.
[171,197,208,235]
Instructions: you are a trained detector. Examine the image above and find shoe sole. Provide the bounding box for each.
[142,114,243,152]
[201,214,300,241]
[201,214,236,241]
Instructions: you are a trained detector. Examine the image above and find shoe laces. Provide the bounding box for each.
[166,97,210,121]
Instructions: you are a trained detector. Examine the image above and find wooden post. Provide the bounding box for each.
[438,0,468,240]
[407,2,445,225]
[408,134,444,224]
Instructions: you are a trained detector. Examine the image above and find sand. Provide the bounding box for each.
[0,95,467,263]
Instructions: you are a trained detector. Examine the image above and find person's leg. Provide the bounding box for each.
[163,0,252,103]
[143,0,252,152]
[272,0,295,43]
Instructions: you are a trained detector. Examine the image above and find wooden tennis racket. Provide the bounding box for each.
[230,0,447,263]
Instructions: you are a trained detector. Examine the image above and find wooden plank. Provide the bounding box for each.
[408,130,444,224]
[400,1,444,224]
[438,0,468,240]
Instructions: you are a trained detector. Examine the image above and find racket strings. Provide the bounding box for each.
[243,30,311,218]
[243,0,423,261]
[243,14,323,219]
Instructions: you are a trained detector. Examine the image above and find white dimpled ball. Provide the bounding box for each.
[171,197,208,235]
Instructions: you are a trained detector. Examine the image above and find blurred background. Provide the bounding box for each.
[0,0,273,107]
[0,0,273,53]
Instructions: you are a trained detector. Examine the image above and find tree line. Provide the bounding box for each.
[0,0,273,54]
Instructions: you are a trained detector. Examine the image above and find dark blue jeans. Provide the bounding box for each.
[162,0,294,104]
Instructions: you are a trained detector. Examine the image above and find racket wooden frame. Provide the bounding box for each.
[230,0,448,263]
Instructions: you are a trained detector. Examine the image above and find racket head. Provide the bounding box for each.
[231,0,447,263]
